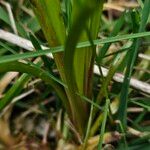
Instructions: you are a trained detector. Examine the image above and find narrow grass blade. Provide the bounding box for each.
[30,34,53,73]
[118,0,150,129]
[77,94,102,110]
[91,52,126,136]
[117,120,128,149]
[97,12,125,63]
[98,98,110,150]
[0,41,17,54]
[0,32,150,63]
[131,101,150,111]
[96,52,126,104]
[137,0,144,8]
[0,6,11,25]
[0,74,30,111]
[0,61,70,113]
[83,104,94,150]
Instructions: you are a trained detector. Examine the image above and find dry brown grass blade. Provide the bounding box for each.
[0,107,20,147]
[104,1,139,12]
[0,72,18,94]
[78,132,121,150]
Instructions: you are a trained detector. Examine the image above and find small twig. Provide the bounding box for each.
[0,29,150,94]
[138,53,150,61]
[94,66,150,94]
[127,107,144,113]
[0,29,52,57]
[127,127,145,137]
[42,122,50,145]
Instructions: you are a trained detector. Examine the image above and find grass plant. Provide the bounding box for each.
[0,0,150,149]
